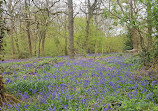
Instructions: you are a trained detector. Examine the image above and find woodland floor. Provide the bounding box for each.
[0,53,158,111]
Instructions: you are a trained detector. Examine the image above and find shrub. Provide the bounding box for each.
[18,51,30,59]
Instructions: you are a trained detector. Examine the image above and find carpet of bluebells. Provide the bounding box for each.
[1,53,158,110]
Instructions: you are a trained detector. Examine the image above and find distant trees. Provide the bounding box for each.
[7,0,17,58]
[1,0,157,67]
[33,0,62,57]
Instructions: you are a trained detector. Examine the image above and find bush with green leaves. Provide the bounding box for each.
[18,51,30,59]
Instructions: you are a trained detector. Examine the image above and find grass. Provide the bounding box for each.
[1,53,158,110]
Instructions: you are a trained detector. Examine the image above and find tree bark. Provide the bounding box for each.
[132,28,138,53]
[38,32,42,58]
[14,28,20,54]
[25,0,32,57]
[129,0,138,54]
[10,19,15,58]
[41,31,46,57]
[68,0,75,59]
[26,21,32,57]
[64,17,68,55]
[83,0,98,56]
[84,15,91,56]
[94,39,98,59]
[8,0,15,58]
[0,0,3,55]
[65,35,68,55]
[147,0,152,50]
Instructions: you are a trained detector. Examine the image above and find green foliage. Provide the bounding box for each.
[18,51,30,59]
[124,31,133,50]
[102,36,125,53]
[6,78,50,96]
[74,17,125,54]
[103,10,110,19]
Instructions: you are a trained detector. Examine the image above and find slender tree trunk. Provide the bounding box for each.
[137,28,145,51]
[84,16,91,56]
[0,17,4,60]
[15,36,20,54]
[65,36,68,55]
[38,32,42,58]
[25,0,32,57]
[68,0,75,59]
[83,0,98,56]
[26,22,32,57]
[10,19,15,58]
[94,39,98,59]
[0,1,3,59]
[38,39,41,58]
[147,0,152,50]
[129,0,138,54]
[132,28,138,53]
[41,31,46,57]
[34,30,37,57]
[14,28,20,54]
[102,45,104,55]
[35,41,37,56]
[64,18,68,55]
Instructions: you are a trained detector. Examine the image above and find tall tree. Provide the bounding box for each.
[147,0,152,50]
[103,0,139,53]
[25,0,32,57]
[32,0,61,57]
[129,0,138,53]
[8,0,16,58]
[0,0,4,60]
[68,0,75,59]
[83,0,98,56]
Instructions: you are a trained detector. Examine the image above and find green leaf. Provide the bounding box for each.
[113,22,118,26]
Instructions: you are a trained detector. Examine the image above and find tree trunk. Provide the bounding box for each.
[132,28,138,53]
[41,31,46,57]
[34,30,38,57]
[129,0,138,54]
[64,19,68,55]
[68,0,75,59]
[14,29,20,54]
[65,36,68,55]
[84,16,91,56]
[38,34,42,58]
[147,0,152,50]
[26,22,32,57]
[10,19,15,58]
[83,0,98,56]
[137,28,145,51]
[94,39,98,59]
[25,0,32,57]
[15,36,20,54]
[0,4,4,60]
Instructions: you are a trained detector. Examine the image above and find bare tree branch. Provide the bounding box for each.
[73,12,79,18]
[49,0,60,8]
[117,0,125,14]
